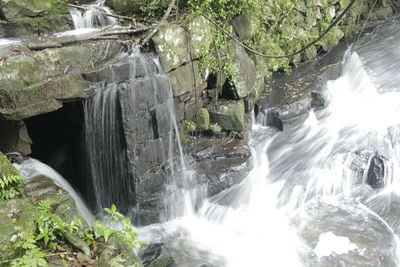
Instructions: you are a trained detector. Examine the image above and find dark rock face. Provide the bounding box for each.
[187,136,252,197]
[256,44,345,131]
[366,155,385,189]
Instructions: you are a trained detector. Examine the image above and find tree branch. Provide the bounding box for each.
[141,0,176,45]
[203,0,357,59]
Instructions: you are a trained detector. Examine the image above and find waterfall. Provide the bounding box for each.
[69,0,116,29]
[14,158,94,223]
[83,71,133,214]
[83,47,195,221]
[139,19,400,267]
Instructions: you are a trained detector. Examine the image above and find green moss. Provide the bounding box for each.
[194,108,210,131]
[0,152,19,177]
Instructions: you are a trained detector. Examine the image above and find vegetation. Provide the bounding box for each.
[0,175,24,202]
[6,200,143,267]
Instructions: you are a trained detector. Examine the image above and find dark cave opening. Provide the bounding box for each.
[24,101,88,202]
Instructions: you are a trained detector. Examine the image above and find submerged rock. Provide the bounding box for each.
[293,198,398,267]
[366,154,385,189]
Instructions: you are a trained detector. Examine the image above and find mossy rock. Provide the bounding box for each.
[0,0,69,21]
[208,100,245,132]
[194,108,210,131]
[0,151,19,176]
[0,198,38,260]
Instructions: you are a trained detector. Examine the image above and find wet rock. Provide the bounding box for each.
[140,244,172,267]
[0,40,123,120]
[188,136,252,197]
[366,155,385,189]
[293,198,398,267]
[0,120,32,155]
[366,192,400,236]
[152,25,189,73]
[257,45,344,130]
[208,100,245,132]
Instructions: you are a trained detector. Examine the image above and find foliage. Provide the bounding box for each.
[0,175,24,202]
[8,203,143,267]
[0,153,19,177]
[92,204,145,249]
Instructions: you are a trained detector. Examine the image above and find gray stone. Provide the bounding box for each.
[152,25,189,72]
[208,100,245,132]
[186,16,213,59]
[231,13,258,40]
[228,43,257,99]
[168,62,203,97]
[0,120,32,155]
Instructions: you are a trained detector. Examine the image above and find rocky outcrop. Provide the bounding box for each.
[0,39,123,120]
[256,44,344,130]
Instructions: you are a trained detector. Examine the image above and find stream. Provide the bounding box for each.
[11,4,400,267]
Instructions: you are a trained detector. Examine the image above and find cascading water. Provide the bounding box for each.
[69,0,116,29]
[83,47,195,221]
[14,158,94,223]
[139,19,400,267]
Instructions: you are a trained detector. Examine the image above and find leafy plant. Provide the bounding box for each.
[92,204,144,249]
[0,175,24,201]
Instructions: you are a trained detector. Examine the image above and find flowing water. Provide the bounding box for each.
[69,0,116,29]
[139,19,400,266]
[14,158,94,223]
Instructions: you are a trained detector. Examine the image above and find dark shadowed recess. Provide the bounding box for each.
[24,101,88,201]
